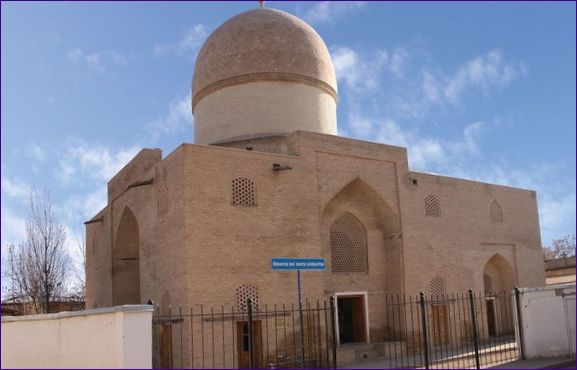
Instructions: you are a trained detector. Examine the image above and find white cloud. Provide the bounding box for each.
[448,122,483,157]
[147,94,193,142]
[58,141,141,183]
[27,144,46,162]
[300,1,366,24]
[345,110,488,170]
[334,46,527,120]
[66,48,83,63]
[154,25,208,57]
[63,188,107,221]
[1,177,31,199]
[539,194,576,245]
[332,47,406,92]
[0,205,26,255]
[442,50,527,104]
[85,53,106,74]
[66,49,133,74]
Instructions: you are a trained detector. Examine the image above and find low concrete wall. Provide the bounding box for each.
[1,305,153,369]
[516,284,576,359]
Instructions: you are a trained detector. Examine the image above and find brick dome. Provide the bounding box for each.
[192,8,337,109]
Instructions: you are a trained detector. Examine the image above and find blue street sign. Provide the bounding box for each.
[271,257,326,270]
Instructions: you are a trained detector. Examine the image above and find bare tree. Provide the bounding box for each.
[5,190,69,313]
[543,232,576,260]
[70,228,86,301]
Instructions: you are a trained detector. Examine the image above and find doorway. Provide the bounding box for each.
[486,299,497,336]
[236,320,263,368]
[431,304,449,344]
[337,295,368,344]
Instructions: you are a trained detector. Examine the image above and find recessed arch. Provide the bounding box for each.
[483,254,515,293]
[483,254,516,335]
[322,177,400,232]
[321,177,402,293]
[113,206,141,305]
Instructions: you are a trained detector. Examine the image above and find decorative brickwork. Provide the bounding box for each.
[158,185,169,216]
[425,194,441,217]
[430,275,447,297]
[330,213,367,273]
[235,284,258,312]
[490,200,504,223]
[232,177,256,206]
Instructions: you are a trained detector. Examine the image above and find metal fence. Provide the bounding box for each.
[152,298,336,369]
[152,289,521,369]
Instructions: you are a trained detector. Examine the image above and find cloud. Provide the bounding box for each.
[66,48,133,74]
[443,50,528,104]
[0,205,26,255]
[300,1,366,24]
[27,144,46,162]
[66,48,84,63]
[147,93,193,142]
[331,47,406,92]
[58,141,141,183]
[1,176,31,199]
[449,122,484,157]
[154,25,208,57]
[345,111,486,169]
[63,188,107,221]
[539,194,576,245]
[334,46,527,120]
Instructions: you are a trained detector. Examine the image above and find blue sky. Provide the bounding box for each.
[1,1,575,283]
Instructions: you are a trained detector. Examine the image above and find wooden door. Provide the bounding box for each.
[486,300,496,336]
[337,296,367,343]
[161,323,172,368]
[432,304,449,344]
[237,320,262,368]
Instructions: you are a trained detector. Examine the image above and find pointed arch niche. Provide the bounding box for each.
[322,178,402,292]
[113,206,141,305]
[482,254,516,335]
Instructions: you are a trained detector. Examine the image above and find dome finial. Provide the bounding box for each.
[259,1,265,8]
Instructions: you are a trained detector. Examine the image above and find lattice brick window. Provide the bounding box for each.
[424,194,441,217]
[430,275,447,297]
[232,177,256,206]
[236,284,259,312]
[489,200,503,223]
[158,185,169,216]
[330,213,368,273]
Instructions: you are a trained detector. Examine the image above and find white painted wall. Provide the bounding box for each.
[515,284,576,359]
[1,305,153,369]
[194,81,337,145]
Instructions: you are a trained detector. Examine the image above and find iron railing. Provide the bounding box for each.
[152,298,336,369]
[152,289,520,369]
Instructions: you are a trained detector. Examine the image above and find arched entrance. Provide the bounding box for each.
[113,207,141,305]
[322,178,402,343]
[483,254,516,336]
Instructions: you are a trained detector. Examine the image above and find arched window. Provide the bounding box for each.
[424,194,441,217]
[235,284,259,311]
[330,213,368,273]
[430,275,447,297]
[489,200,503,223]
[158,185,169,216]
[232,177,256,206]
